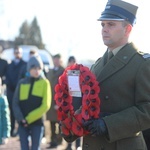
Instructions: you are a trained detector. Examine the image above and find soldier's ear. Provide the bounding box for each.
[125,24,132,37]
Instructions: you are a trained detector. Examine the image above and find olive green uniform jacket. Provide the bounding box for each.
[65,43,150,150]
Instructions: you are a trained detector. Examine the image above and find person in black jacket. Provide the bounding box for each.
[6,46,26,136]
[0,45,8,85]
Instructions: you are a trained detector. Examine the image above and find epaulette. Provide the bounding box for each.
[142,53,150,59]
[138,51,150,59]
[95,57,101,63]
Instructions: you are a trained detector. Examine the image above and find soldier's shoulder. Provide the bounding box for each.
[138,51,150,59]
[95,57,101,63]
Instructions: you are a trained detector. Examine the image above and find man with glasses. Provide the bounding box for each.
[6,46,26,137]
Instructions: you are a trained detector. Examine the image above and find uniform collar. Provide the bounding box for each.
[108,44,126,56]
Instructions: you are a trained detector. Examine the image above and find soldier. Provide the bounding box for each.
[63,0,150,150]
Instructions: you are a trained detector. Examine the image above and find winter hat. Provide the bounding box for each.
[27,55,44,72]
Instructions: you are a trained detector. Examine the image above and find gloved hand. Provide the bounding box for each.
[83,119,108,136]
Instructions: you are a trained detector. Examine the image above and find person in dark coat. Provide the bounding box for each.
[0,45,8,84]
[6,46,26,136]
[63,0,150,150]
[46,54,65,149]
[0,58,8,82]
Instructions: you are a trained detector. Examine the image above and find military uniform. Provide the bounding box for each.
[64,43,150,150]
[81,42,150,150]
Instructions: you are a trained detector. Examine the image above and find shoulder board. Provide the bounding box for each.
[142,53,150,59]
[138,51,150,59]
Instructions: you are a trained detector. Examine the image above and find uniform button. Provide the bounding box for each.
[123,56,128,60]
[104,95,109,100]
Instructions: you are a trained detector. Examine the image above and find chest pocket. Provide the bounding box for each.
[32,80,44,97]
[20,84,30,100]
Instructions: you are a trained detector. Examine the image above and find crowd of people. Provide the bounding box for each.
[1,0,150,150]
[0,44,81,149]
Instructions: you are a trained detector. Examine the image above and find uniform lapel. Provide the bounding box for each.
[98,56,125,82]
[96,43,137,83]
[91,51,108,78]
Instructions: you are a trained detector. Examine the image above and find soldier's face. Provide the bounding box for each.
[101,20,127,49]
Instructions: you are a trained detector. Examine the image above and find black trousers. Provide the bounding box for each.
[7,89,16,136]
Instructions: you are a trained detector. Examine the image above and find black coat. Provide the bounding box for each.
[6,59,26,103]
[0,58,8,83]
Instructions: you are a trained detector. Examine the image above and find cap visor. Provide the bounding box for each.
[97,14,125,21]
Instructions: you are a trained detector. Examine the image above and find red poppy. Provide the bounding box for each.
[89,104,100,118]
[82,97,91,108]
[57,107,68,120]
[82,85,91,96]
[61,100,74,112]
[63,117,72,129]
[72,120,84,136]
[74,113,82,125]
[55,84,64,97]
[59,74,67,88]
[81,107,90,120]
[91,97,101,106]
[61,125,70,136]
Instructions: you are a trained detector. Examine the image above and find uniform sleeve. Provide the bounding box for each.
[103,59,150,142]
[1,96,11,138]
[25,79,51,124]
[12,81,25,122]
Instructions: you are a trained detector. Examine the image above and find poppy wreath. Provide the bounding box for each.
[54,64,101,137]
